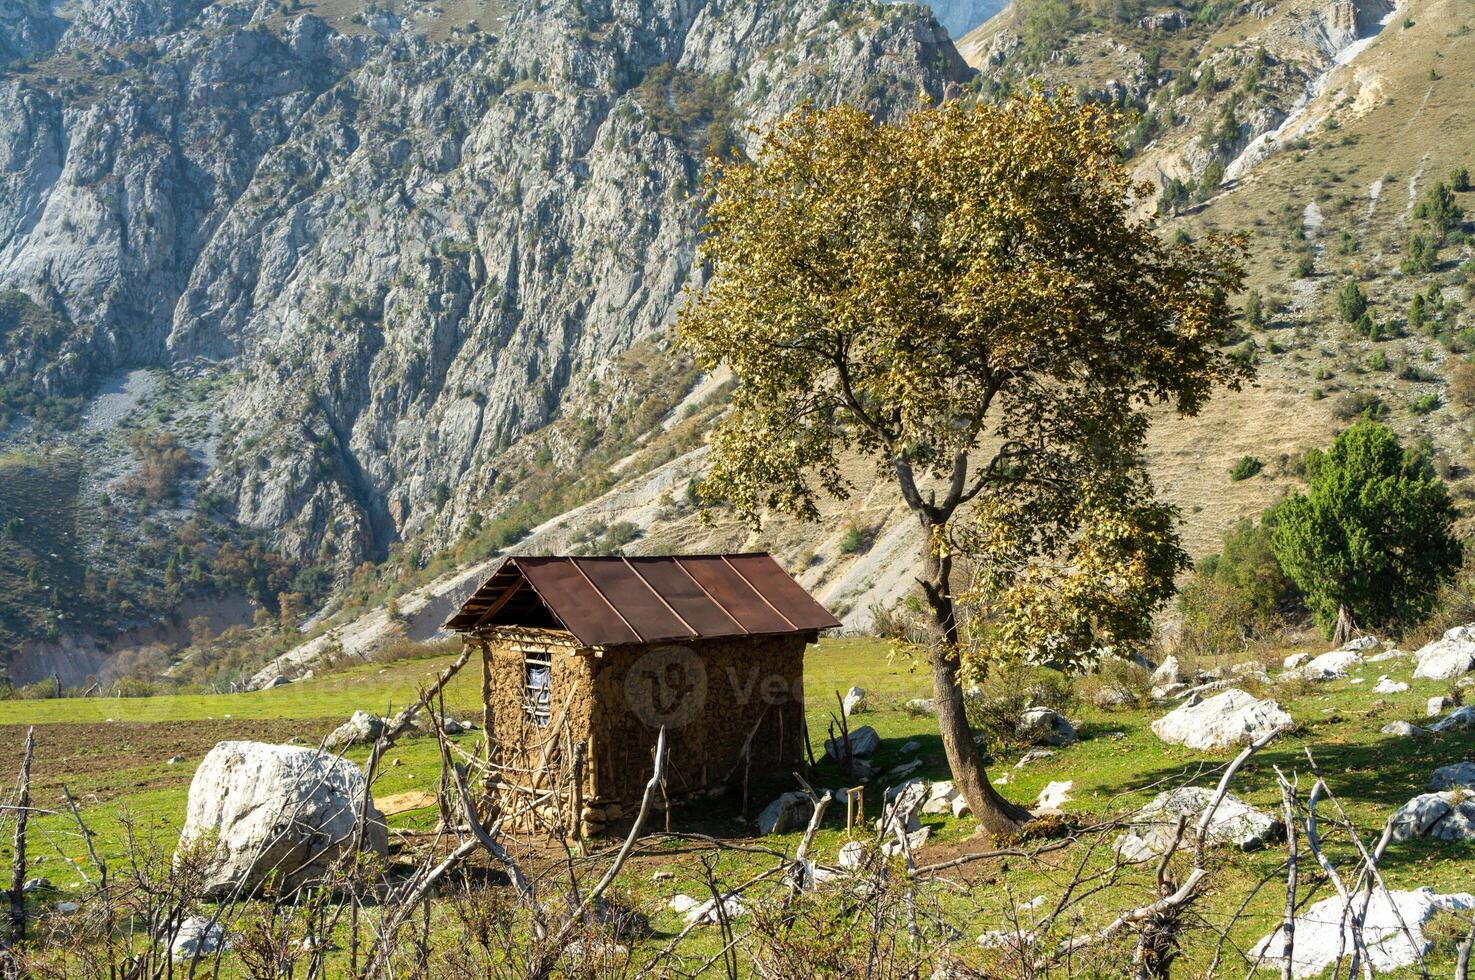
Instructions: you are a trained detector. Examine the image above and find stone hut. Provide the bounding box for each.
[444,553,839,834]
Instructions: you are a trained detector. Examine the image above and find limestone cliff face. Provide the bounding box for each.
[0,0,971,668]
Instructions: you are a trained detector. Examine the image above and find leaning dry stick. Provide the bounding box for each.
[1276,767,1299,980]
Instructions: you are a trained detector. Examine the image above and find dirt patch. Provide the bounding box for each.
[0,717,339,807]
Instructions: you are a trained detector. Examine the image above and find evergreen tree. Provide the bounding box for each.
[1270,422,1461,642]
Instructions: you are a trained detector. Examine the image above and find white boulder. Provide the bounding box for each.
[1372,677,1408,694]
[1343,635,1379,651]
[1380,721,1428,738]
[882,826,931,859]
[825,725,881,760]
[1115,788,1281,860]
[1035,781,1073,812]
[921,781,962,815]
[1430,706,1475,733]
[1390,792,1475,842]
[1152,656,1184,686]
[1413,625,1475,680]
[323,710,385,750]
[1017,706,1078,747]
[177,741,388,896]
[1298,650,1362,680]
[1283,652,1314,670]
[838,840,867,870]
[1151,689,1292,751]
[171,917,229,961]
[1429,762,1475,791]
[842,687,867,716]
[904,698,937,716]
[1250,888,1474,977]
[878,779,928,834]
[1428,696,1455,718]
[757,792,813,835]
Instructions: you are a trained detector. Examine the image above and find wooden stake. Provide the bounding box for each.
[9,727,33,943]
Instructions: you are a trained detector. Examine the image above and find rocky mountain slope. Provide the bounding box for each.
[6,0,1474,688]
[0,0,969,683]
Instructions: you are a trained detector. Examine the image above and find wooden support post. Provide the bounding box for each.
[844,786,865,837]
[9,727,33,944]
[480,639,494,804]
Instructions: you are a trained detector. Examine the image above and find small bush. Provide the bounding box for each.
[1448,358,1475,407]
[963,664,1077,758]
[1229,456,1264,480]
[838,524,871,555]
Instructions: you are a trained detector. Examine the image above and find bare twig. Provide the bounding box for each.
[8,729,32,944]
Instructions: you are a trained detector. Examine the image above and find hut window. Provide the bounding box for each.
[522,651,552,728]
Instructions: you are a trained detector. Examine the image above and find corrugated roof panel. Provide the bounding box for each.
[574,558,695,642]
[516,556,641,646]
[625,557,747,639]
[724,553,843,631]
[675,556,795,635]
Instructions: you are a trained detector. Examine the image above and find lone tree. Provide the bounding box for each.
[679,94,1249,832]
[1270,421,1461,644]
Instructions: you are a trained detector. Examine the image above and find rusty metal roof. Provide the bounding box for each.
[443,553,840,646]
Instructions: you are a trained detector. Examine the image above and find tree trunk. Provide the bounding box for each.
[920,549,1033,835]
[1331,604,1354,648]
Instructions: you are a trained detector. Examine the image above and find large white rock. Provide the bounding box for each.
[1298,650,1362,680]
[1152,655,1184,686]
[1389,791,1475,842]
[1250,888,1475,977]
[1413,625,1475,680]
[1017,706,1078,747]
[1430,706,1475,733]
[1151,689,1292,751]
[1429,762,1475,791]
[842,687,867,716]
[1115,788,1282,859]
[171,917,229,961]
[1035,781,1073,812]
[178,742,387,896]
[323,710,385,751]
[756,792,813,835]
[825,725,881,760]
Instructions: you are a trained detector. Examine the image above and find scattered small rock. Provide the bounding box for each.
[1015,748,1056,768]
[1428,696,1455,718]
[324,710,386,751]
[652,870,674,882]
[881,827,931,859]
[55,901,80,914]
[1343,635,1379,651]
[900,740,921,754]
[1283,652,1314,670]
[167,756,186,765]
[921,781,961,815]
[1367,649,1405,663]
[1380,721,1428,738]
[1373,677,1408,694]
[838,840,867,870]
[904,698,937,716]
[23,878,51,892]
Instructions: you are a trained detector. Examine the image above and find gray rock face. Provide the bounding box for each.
[177,741,387,896]
[1151,689,1293,751]
[0,0,971,627]
[1413,626,1475,680]
[1115,787,1282,860]
[1017,706,1078,747]
[888,0,1008,37]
